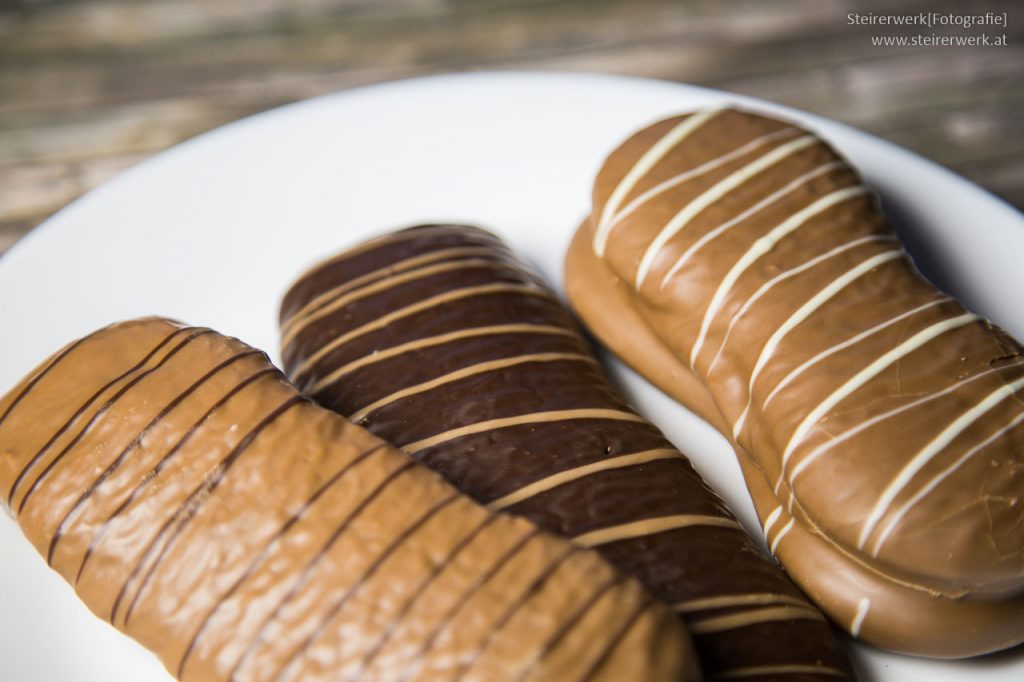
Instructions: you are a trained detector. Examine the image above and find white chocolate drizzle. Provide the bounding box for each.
[861,374,1024,553]
[731,249,905,437]
[282,249,504,346]
[850,597,871,638]
[573,514,742,548]
[292,283,552,382]
[347,352,595,422]
[283,246,496,328]
[306,324,576,395]
[787,360,1019,486]
[690,186,869,368]
[603,128,798,240]
[288,224,488,288]
[635,135,818,289]
[707,234,899,374]
[673,592,810,613]
[487,448,683,511]
[872,410,1024,555]
[761,296,952,412]
[662,162,847,291]
[401,409,647,455]
[593,109,722,256]
[776,312,980,482]
[688,605,824,635]
[769,518,794,555]
[761,505,782,541]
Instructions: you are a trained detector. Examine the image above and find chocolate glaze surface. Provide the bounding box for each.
[564,107,1024,657]
[0,317,695,681]
[281,224,855,681]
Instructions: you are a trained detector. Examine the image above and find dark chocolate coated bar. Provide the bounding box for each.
[281,224,854,681]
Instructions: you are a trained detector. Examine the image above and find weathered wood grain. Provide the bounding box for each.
[1,0,1020,256]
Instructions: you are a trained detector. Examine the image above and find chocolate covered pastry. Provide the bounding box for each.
[563,108,1024,657]
[0,317,696,681]
[280,224,854,680]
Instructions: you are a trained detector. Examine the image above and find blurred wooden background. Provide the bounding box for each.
[0,0,1020,255]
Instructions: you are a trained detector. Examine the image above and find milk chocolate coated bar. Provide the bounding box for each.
[280,225,854,680]
[0,317,695,681]
[564,108,1024,656]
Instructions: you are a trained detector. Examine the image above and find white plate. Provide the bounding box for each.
[1,72,1021,681]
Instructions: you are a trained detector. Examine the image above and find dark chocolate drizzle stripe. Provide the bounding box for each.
[6,325,191,506]
[271,492,462,681]
[282,257,521,349]
[396,529,541,682]
[401,409,648,454]
[291,283,555,382]
[47,349,263,565]
[227,459,418,680]
[351,513,500,678]
[508,575,624,682]
[309,324,577,397]
[349,352,597,421]
[76,367,280,584]
[0,323,110,429]
[176,441,389,679]
[114,394,305,626]
[452,545,581,680]
[282,246,500,330]
[16,328,213,515]
[576,595,655,682]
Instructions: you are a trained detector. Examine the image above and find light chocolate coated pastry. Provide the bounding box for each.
[563,108,1024,657]
[0,317,697,681]
[280,224,855,681]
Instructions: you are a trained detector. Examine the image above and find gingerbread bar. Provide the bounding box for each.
[565,108,1024,657]
[0,317,695,681]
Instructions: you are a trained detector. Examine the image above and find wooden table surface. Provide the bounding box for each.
[1,0,1020,256]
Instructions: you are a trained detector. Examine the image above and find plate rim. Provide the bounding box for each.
[3,70,1020,273]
